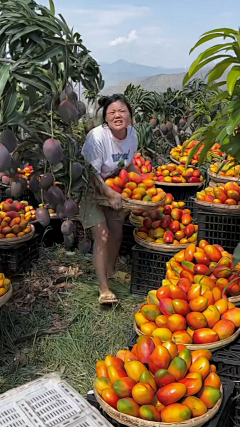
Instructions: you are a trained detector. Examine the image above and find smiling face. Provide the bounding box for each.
[106,100,131,133]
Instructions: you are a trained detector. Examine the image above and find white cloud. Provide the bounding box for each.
[110,30,138,47]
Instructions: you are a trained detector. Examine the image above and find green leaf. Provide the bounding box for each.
[185,141,202,168]
[31,45,63,63]
[0,63,10,98]
[183,54,231,86]
[49,0,55,15]
[208,58,236,83]
[189,46,231,78]
[227,66,240,95]
[12,72,52,92]
[190,33,234,54]
[10,25,40,44]
[198,137,215,165]
[233,243,240,269]
[226,108,240,135]
[2,85,18,119]
[202,28,239,37]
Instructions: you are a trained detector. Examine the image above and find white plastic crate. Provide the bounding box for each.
[0,373,114,427]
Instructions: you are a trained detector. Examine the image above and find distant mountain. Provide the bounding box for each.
[100,60,185,88]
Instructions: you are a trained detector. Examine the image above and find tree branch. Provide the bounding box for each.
[0,58,15,64]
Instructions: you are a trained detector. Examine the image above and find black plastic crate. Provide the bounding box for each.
[0,184,8,202]
[0,234,41,274]
[119,221,135,258]
[87,377,234,427]
[130,245,172,295]
[157,185,199,213]
[196,208,240,253]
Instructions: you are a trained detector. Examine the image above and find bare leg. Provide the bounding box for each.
[104,209,123,278]
[91,222,118,303]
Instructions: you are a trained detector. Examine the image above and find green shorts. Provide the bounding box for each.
[78,194,128,230]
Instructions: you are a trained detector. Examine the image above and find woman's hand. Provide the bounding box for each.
[107,191,122,210]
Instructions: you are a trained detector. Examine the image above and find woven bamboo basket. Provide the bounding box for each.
[95,196,166,212]
[194,199,240,215]
[0,225,35,246]
[133,230,189,253]
[228,294,240,304]
[0,284,13,308]
[129,214,143,227]
[155,181,203,188]
[208,170,240,184]
[134,318,240,352]
[94,385,223,427]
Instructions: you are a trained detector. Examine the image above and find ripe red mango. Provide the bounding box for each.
[186,312,208,329]
[182,260,195,274]
[189,356,210,379]
[214,298,228,315]
[105,355,124,370]
[172,299,190,316]
[191,349,212,364]
[152,327,172,342]
[194,251,211,266]
[141,304,160,321]
[179,376,202,396]
[203,305,221,328]
[102,388,119,409]
[95,377,112,396]
[148,345,172,374]
[113,377,137,398]
[180,270,195,282]
[185,224,195,237]
[160,298,175,316]
[194,264,211,275]
[161,403,191,423]
[147,290,159,305]
[139,405,161,421]
[177,278,192,293]
[179,349,192,370]
[140,322,157,336]
[212,287,222,303]
[132,382,155,405]
[124,361,147,381]
[218,256,233,268]
[167,314,186,332]
[182,396,207,417]
[164,230,174,244]
[171,208,182,221]
[172,330,193,344]
[174,250,186,263]
[169,284,188,301]
[108,366,126,384]
[163,341,178,359]
[193,328,219,344]
[213,188,227,202]
[124,350,138,362]
[198,386,221,409]
[157,286,171,300]
[213,265,232,279]
[204,373,221,389]
[170,260,183,277]
[170,220,180,233]
[117,398,140,417]
[199,276,216,290]
[204,245,222,262]
[136,336,155,364]
[203,290,215,305]
[155,314,168,328]
[168,356,188,380]
[189,296,208,312]
[116,350,128,361]
[222,307,240,327]
[184,244,196,262]
[96,360,109,378]
[155,369,175,387]
[157,383,187,406]
[227,189,240,201]
[140,371,157,393]
[181,213,192,225]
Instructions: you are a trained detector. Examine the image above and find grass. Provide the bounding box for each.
[0,246,142,396]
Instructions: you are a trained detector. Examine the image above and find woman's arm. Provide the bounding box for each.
[92,174,122,210]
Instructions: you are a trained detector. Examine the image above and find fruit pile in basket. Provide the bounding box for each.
[136,204,197,245]
[170,141,224,166]
[133,153,153,173]
[0,272,11,297]
[155,163,204,184]
[197,182,240,205]
[0,199,32,239]
[166,241,240,297]
[105,171,166,203]
[95,337,222,422]
[209,160,240,178]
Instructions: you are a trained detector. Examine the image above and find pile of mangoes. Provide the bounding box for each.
[135,203,197,245]
[0,272,11,297]
[105,170,166,203]
[155,163,204,184]
[170,141,224,166]
[95,336,222,423]
[197,182,240,205]
[133,153,153,173]
[0,199,31,239]
[210,160,240,178]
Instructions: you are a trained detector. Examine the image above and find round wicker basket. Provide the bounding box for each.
[133,230,189,253]
[94,385,223,427]
[96,196,166,212]
[208,170,240,184]
[0,284,13,308]
[228,294,240,304]
[155,181,203,188]
[194,199,240,215]
[129,214,143,227]
[134,319,240,352]
[0,224,35,246]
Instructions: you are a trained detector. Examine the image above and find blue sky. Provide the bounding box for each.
[44,0,240,68]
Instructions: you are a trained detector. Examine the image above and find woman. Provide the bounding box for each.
[80,94,138,304]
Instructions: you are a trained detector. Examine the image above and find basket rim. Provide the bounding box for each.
[208,169,240,183]
[96,196,166,211]
[194,199,240,214]
[0,224,35,246]
[0,283,13,308]
[155,181,203,187]
[133,229,189,253]
[94,385,223,427]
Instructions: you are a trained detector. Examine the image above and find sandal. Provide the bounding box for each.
[99,292,118,305]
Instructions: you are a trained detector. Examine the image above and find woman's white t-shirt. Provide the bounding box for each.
[82,125,138,179]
